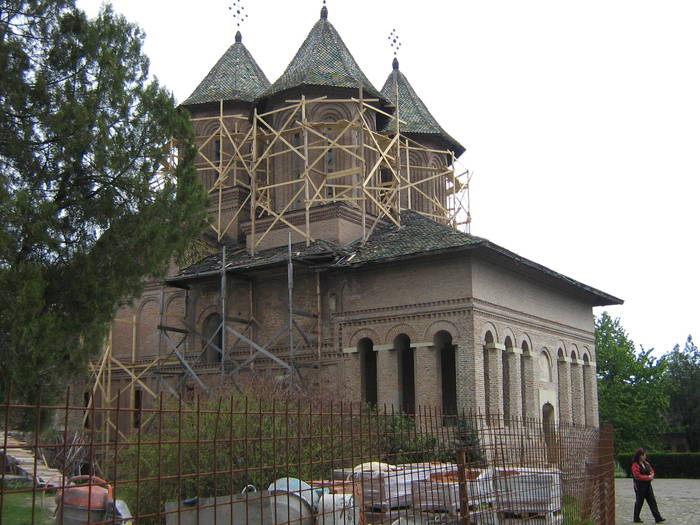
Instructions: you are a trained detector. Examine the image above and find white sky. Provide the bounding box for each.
[78,0,699,356]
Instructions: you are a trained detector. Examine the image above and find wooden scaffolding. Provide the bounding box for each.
[86,90,472,438]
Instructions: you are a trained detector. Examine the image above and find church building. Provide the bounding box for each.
[103,4,621,430]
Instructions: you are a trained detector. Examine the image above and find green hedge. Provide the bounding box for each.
[618,453,700,478]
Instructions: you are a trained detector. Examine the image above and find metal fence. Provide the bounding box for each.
[0,392,614,524]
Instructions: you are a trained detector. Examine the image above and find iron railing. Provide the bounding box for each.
[0,391,614,524]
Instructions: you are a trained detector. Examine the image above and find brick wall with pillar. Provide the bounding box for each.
[521,348,538,419]
[585,359,599,426]
[571,359,585,425]
[456,315,484,413]
[415,344,440,409]
[377,348,400,409]
[557,355,573,424]
[484,342,505,422]
[504,345,523,420]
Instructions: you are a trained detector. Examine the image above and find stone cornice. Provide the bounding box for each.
[335,296,594,344]
[335,297,471,325]
[470,297,595,343]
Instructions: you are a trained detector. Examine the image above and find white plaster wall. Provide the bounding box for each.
[470,256,594,333]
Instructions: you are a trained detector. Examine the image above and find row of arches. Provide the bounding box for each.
[357,330,456,416]
[483,328,597,426]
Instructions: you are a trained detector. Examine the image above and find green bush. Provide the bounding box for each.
[618,452,700,478]
[109,396,450,521]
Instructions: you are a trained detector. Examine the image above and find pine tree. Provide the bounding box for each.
[0,1,207,405]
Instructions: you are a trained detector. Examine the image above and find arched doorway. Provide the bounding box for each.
[358,338,377,406]
[542,402,556,463]
[434,331,457,422]
[202,313,223,364]
[395,334,415,414]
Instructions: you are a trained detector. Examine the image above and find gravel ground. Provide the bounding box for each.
[615,478,699,524]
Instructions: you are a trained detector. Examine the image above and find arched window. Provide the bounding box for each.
[520,340,530,418]
[395,334,415,414]
[483,330,495,417]
[293,132,303,209]
[582,354,590,425]
[133,389,142,429]
[540,350,552,382]
[503,336,513,422]
[202,313,223,364]
[434,331,457,421]
[358,338,377,406]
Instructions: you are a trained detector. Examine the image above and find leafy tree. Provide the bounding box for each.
[595,312,668,452]
[663,336,700,451]
[0,1,207,405]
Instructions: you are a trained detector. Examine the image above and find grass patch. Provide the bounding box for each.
[1,491,54,525]
[562,495,594,525]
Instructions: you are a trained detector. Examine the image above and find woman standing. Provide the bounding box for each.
[632,448,665,523]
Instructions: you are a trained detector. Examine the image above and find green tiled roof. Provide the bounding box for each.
[262,6,383,100]
[334,210,480,266]
[169,206,622,306]
[182,31,270,106]
[381,58,465,157]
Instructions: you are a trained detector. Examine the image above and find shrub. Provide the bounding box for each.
[618,452,700,478]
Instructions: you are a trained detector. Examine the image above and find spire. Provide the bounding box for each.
[380,66,465,157]
[261,7,383,101]
[181,31,270,106]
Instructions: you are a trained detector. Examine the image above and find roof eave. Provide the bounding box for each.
[474,241,624,307]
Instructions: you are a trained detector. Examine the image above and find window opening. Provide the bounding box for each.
[396,334,415,414]
[202,313,223,364]
[133,389,142,428]
[359,338,377,406]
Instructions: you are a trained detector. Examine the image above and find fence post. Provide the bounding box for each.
[457,447,471,525]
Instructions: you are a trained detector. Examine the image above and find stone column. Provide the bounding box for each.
[484,342,505,423]
[376,348,399,410]
[455,330,485,414]
[557,355,573,424]
[415,345,440,409]
[520,349,538,419]
[504,346,523,421]
[585,359,599,426]
[571,359,585,425]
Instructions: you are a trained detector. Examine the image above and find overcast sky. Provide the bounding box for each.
[78,0,699,356]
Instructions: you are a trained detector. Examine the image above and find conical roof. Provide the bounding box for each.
[381,58,465,157]
[182,31,270,106]
[262,5,383,100]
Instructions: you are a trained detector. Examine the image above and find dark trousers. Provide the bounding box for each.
[634,481,662,521]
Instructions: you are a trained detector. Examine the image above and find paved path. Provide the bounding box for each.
[615,478,699,524]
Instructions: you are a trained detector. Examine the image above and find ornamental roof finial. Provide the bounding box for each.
[321,0,328,20]
[388,28,402,62]
[229,0,248,33]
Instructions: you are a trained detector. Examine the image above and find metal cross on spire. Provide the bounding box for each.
[388,28,402,56]
[228,0,249,29]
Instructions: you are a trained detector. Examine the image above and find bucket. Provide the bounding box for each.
[55,475,113,524]
[317,493,358,525]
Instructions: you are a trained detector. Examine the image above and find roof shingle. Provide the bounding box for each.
[261,6,383,100]
[182,31,270,106]
[380,58,465,157]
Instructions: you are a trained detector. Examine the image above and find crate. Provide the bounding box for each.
[410,468,495,512]
[493,468,562,513]
[352,463,454,510]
